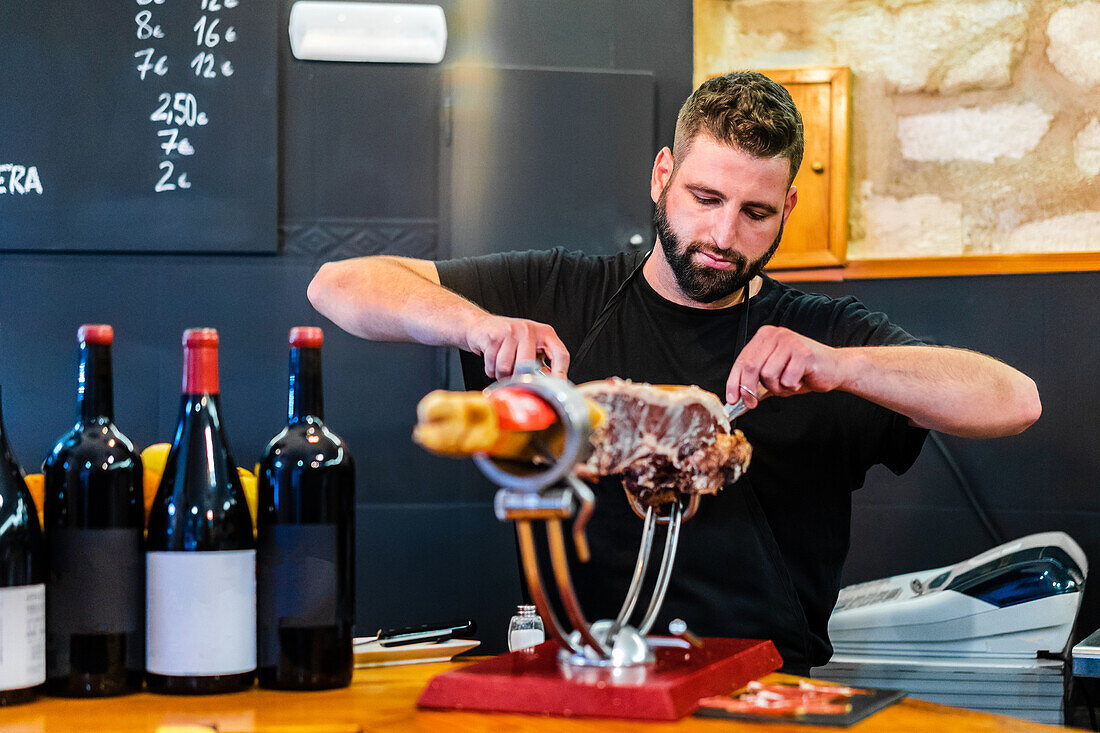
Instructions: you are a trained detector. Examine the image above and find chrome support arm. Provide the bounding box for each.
[476,363,694,667]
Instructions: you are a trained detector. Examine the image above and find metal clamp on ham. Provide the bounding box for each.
[412,361,757,678]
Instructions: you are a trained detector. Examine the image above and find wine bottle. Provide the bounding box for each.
[44,325,144,696]
[0,385,46,706]
[145,328,255,694]
[257,327,355,689]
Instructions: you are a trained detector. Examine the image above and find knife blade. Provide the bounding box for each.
[724,398,748,422]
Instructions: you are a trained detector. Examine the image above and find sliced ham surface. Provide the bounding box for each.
[576,378,752,506]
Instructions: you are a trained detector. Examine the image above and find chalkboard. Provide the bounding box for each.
[0,0,277,253]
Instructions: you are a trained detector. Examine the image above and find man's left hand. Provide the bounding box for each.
[725,326,844,408]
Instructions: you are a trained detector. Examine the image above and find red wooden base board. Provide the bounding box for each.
[417,637,782,720]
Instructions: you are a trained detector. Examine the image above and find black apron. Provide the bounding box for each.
[563,256,815,673]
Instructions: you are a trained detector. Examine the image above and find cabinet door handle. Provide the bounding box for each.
[811,161,825,173]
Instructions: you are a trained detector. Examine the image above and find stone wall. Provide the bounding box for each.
[695,0,1100,259]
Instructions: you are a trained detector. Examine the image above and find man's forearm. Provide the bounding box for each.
[837,345,1041,438]
[307,256,483,348]
[309,255,573,379]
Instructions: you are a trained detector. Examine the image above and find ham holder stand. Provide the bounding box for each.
[417,363,782,720]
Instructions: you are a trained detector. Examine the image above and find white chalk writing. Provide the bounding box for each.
[0,164,44,195]
[137,0,240,193]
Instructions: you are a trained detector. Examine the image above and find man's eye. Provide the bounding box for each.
[745,209,769,221]
[692,193,719,205]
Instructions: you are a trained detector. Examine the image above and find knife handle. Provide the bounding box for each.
[376,619,476,647]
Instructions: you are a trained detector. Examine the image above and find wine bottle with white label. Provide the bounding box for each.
[145,328,255,694]
[44,325,144,697]
[257,327,354,689]
[0,384,46,706]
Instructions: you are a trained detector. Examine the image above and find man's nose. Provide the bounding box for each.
[711,210,740,251]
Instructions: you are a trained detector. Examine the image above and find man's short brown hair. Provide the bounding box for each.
[673,71,804,187]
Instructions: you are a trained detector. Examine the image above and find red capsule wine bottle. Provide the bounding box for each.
[44,325,144,696]
[145,329,255,694]
[258,327,355,689]
[0,385,46,706]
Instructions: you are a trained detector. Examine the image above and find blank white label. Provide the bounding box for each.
[146,550,256,676]
[0,584,46,690]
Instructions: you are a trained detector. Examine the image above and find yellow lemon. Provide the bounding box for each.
[141,443,172,526]
[237,466,257,537]
[24,473,44,527]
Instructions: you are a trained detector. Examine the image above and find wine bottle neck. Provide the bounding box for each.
[78,342,114,422]
[289,347,323,422]
[183,343,219,394]
[179,391,223,419]
[174,393,227,455]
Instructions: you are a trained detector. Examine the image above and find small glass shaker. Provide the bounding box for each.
[507,604,545,651]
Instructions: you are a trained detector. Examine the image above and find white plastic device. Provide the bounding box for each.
[288,2,447,63]
[829,531,1087,660]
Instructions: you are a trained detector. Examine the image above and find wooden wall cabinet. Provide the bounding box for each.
[748,66,1100,282]
[756,66,850,272]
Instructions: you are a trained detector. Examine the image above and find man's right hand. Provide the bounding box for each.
[465,315,570,380]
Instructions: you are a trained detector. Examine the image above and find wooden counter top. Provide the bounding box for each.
[0,664,1079,732]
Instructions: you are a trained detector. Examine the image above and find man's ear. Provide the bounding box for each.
[650,147,674,204]
[782,185,798,224]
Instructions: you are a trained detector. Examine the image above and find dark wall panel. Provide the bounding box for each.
[611,2,694,148]
[146,258,319,461]
[804,271,1100,642]
[0,256,317,466]
[440,0,691,147]
[281,62,441,220]
[0,255,165,463]
[355,503,520,653]
[444,67,656,258]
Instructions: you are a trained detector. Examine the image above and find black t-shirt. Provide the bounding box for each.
[437,247,928,672]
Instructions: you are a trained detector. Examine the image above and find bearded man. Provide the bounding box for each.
[306,71,1041,674]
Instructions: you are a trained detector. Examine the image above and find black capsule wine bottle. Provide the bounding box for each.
[0,385,46,706]
[258,327,355,690]
[44,325,144,697]
[145,328,255,694]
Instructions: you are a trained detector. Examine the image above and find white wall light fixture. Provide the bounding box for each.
[289,1,447,63]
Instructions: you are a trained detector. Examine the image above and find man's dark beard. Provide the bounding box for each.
[654,190,784,304]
